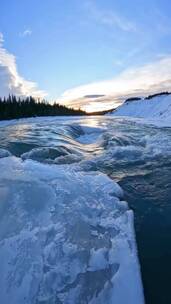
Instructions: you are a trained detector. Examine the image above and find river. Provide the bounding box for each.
[0,115,171,303]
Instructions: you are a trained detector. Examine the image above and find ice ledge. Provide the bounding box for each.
[0,157,144,304]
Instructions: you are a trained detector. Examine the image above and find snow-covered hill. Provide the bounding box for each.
[112,93,171,124]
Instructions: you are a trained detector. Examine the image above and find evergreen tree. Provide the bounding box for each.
[0,95,86,120]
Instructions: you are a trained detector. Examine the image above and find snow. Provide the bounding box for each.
[112,94,171,127]
[0,156,144,304]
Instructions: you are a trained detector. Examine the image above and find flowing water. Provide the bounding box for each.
[0,115,171,303]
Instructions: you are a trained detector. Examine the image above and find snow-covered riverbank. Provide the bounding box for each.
[112,93,171,127]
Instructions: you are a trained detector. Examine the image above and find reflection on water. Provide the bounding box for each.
[0,115,171,303]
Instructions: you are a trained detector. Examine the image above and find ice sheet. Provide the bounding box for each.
[0,156,144,304]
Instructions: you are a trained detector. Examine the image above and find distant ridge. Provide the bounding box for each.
[88,107,116,115]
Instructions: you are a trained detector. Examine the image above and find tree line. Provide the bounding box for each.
[145,92,171,100]
[0,95,86,120]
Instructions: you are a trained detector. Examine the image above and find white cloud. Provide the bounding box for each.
[85,1,137,32]
[0,32,4,46]
[20,29,32,37]
[59,56,171,112]
[0,32,46,98]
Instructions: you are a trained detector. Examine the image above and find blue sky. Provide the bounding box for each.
[1,0,171,111]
